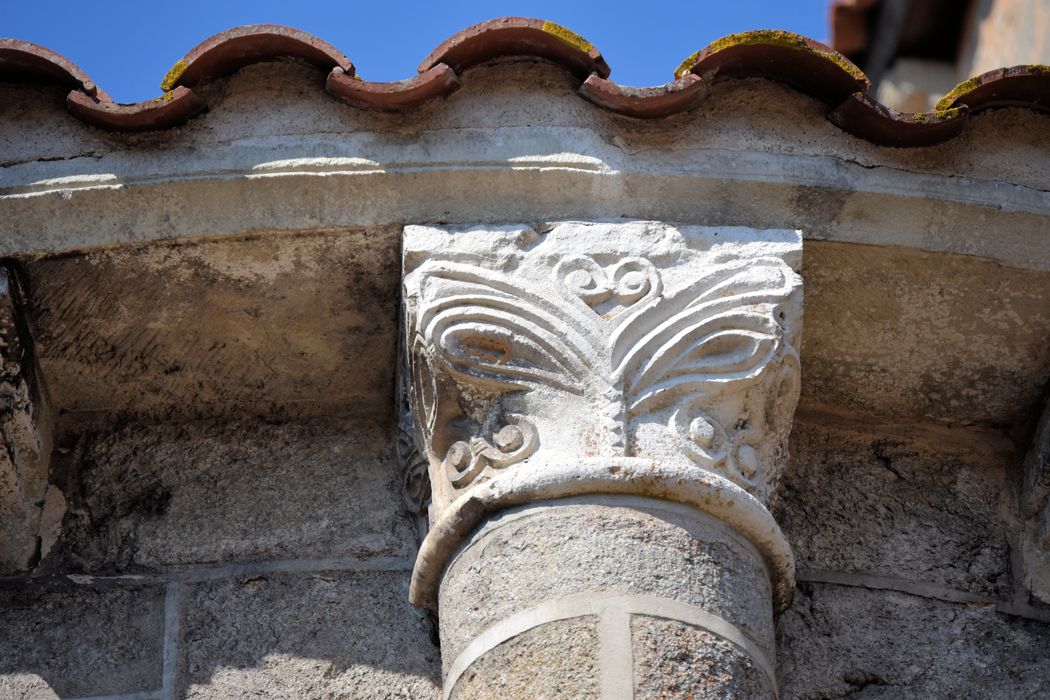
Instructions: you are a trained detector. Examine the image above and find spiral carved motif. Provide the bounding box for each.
[403,222,803,503]
[555,256,661,310]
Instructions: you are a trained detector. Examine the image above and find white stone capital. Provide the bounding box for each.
[401,220,803,609]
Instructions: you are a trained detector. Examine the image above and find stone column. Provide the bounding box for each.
[402,221,803,699]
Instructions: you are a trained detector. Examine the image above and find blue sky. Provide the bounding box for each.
[1,1,829,103]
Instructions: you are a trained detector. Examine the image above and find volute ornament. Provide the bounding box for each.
[402,221,803,609]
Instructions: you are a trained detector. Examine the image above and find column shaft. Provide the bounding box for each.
[439,497,777,699]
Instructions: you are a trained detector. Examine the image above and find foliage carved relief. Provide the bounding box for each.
[403,222,803,509]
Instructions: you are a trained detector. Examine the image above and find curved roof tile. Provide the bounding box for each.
[675,30,869,105]
[159,24,353,92]
[66,87,206,132]
[0,39,109,100]
[0,20,1048,147]
[418,17,610,80]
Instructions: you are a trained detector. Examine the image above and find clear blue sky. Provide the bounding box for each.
[1,1,829,103]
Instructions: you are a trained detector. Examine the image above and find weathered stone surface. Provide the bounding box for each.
[404,221,803,512]
[0,583,164,697]
[448,618,600,700]
[775,419,1012,596]
[407,222,801,621]
[24,227,400,425]
[439,500,773,671]
[46,418,415,571]
[802,241,1050,427]
[0,44,1048,700]
[633,616,770,699]
[0,267,53,576]
[5,64,1050,268]
[777,582,1050,699]
[1021,397,1050,604]
[409,219,800,697]
[180,570,440,699]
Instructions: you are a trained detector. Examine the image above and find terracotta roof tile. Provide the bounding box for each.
[676,30,869,105]
[0,19,1048,146]
[66,87,206,132]
[327,65,460,111]
[0,39,109,100]
[936,65,1050,113]
[578,75,707,119]
[418,17,610,80]
[159,24,353,92]
[828,91,968,147]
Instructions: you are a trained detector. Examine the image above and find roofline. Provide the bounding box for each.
[0,18,1048,147]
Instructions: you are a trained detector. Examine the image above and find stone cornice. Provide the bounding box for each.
[2,143,1048,272]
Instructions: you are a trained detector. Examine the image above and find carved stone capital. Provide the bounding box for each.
[402,221,803,609]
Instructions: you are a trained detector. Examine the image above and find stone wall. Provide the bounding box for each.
[3,410,1048,697]
[0,418,441,698]
[0,52,1048,698]
[776,417,1050,698]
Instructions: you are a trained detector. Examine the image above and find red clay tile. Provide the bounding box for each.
[326,65,460,111]
[828,91,968,147]
[0,39,109,100]
[418,17,610,80]
[66,87,206,132]
[160,24,353,92]
[578,75,708,119]
[0,20,1048,147]
[676,30,869,106]
[937,65,1050,113]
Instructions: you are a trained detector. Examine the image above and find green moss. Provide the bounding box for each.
[160,59,187,93]
[540,21,593,53]
[708,29,810,53]
[813,48,868,83]
[935,75,984,111]
[908,107,963,123]
[937,64,1050,110]
[674,29,867,85]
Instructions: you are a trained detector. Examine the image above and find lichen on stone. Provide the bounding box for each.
[674,29,867,86]
[160,59,187,93]
[540,21,593,54]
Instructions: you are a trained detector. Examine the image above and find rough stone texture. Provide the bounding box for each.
[44,417,415,572]
[439,500,773,669]
[0,390,49,575]
[0,46,1048,700]
[777,582,1050,699]
[0,265,53,575]
[633,616,771,699]
[1021,396,1050,604]
[802,241,1050,428]
[5,64,1050,257]
[180,570,440,699]
[775,419,1012,596]
[24,227,400,426]
[0,583,164,697]
[2,66,1048,433]
[449,618,600,700]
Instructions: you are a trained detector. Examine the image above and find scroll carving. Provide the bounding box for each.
[402,221,803,520]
